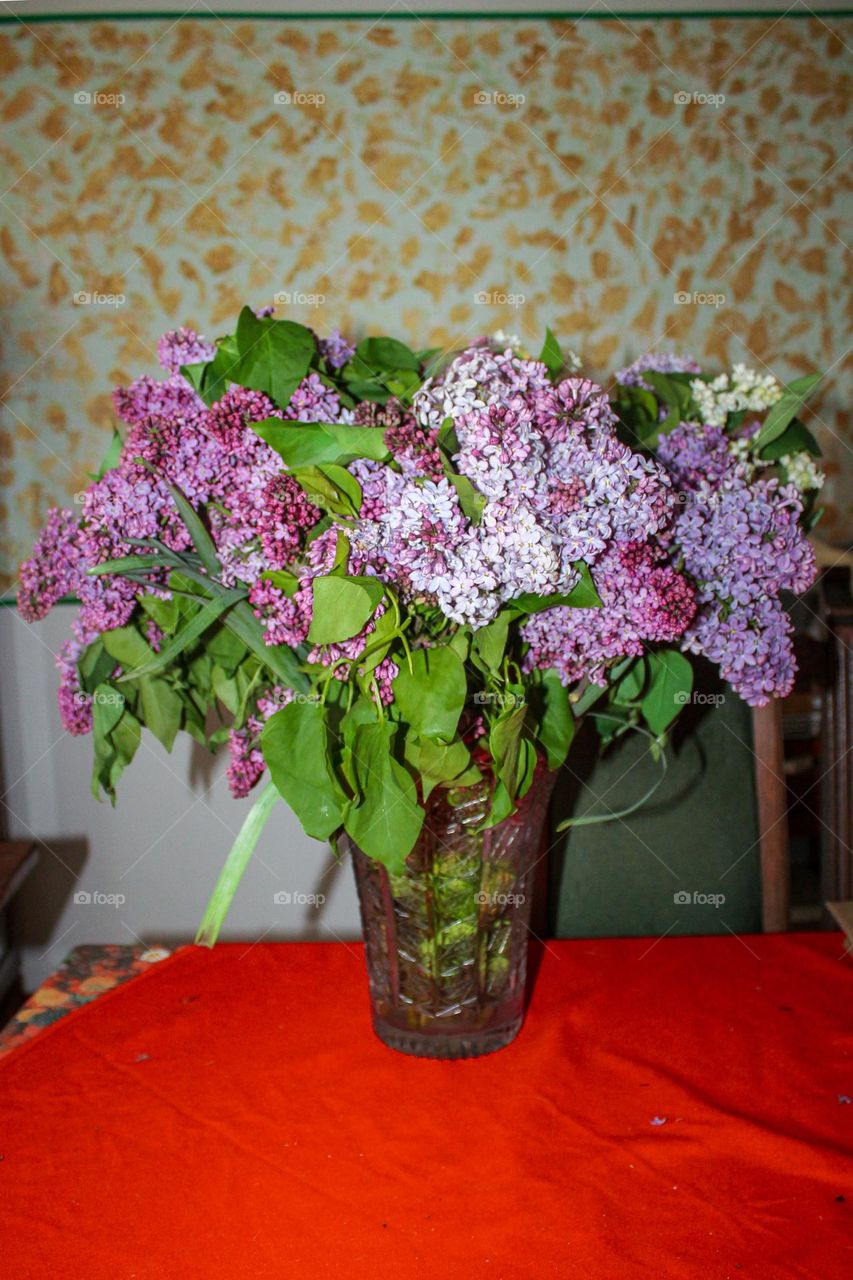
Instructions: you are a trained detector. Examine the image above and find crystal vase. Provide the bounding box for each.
[347,764,557,1059]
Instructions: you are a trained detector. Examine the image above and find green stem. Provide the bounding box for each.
[195,780,279,947]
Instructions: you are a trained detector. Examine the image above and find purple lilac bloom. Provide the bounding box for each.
[156,327,216,375]
[616,351,702,391]
[284,372,352,424]
[17,508,84,622]
[672,470,815,704]
[522,541,696,685]
[318,329,356,370]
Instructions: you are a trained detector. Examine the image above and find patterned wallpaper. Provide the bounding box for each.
[0,14,850,587]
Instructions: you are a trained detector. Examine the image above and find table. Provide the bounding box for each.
[1,934,851,1278]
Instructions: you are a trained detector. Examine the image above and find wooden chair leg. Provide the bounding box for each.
[753,700,790,932]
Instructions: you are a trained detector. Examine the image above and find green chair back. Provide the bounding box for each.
[549,668,763,939]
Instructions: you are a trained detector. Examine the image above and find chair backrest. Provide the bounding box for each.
[548,667,775,940]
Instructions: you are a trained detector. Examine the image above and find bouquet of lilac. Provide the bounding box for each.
[18,310,823,940]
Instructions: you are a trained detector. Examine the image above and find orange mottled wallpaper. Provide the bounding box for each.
[0,14,850,586]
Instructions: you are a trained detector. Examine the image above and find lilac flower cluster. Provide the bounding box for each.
[658,422,815,704]
[616,351,702,391]
[18,318,818,809]
[349,349,684,633]
[522,541,696,685]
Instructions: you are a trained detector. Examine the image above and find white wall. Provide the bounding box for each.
[0,603,361,991]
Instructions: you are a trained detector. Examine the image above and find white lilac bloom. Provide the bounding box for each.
[690,364,783,427]
[780,452,825,492]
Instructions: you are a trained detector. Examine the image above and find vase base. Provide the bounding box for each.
[371,1015,523,1060]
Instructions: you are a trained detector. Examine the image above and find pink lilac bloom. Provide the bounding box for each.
[17,507,85,621]
[284,372,352,424]
[522,541,696,686]
[226,686,297,798]
[306,600,398,702]
[226,716,265,798]
[56,617,106,736]
[112,374,204,427]
[318,329,356,370]
[249,527,340,646]
[156,327,216,375]
[616,351,702,392]
[354,399,442,479]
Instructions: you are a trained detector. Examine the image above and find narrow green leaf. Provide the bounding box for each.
[196,780,280,947]
[117,588,245,682]
[753,373,822,450]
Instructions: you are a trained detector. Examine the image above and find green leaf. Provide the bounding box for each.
[539,326,563,378]
[345,720,424,871]
[92,683,125,740]
[117,588,245,682]
[507,562,601,616]
[308,575,384,645]
[348,336,421,376]
[404,732,471,802]
[139,677,183,752]
[290,464,362,516]
[196,780,280,947]
[233,307,315,408]
[77,639,117,694]
[757,418,821,460]
[640,650,693,736]
[537,670,574,769]
[392,646,467,742]
[253,419,389,468]
[111,709,141,767]
[259,568,300,597]
[138,593,180,635]
[262,701,348,841]
[447,469,486,524]
[752,373,822,450]
[471,612,510,674]
[488,702,527,796]
[89,428,123,481]
[611,656,647,706]
[103,626,156,671]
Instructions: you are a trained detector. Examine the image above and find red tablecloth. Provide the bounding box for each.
[1,935,851,1278]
